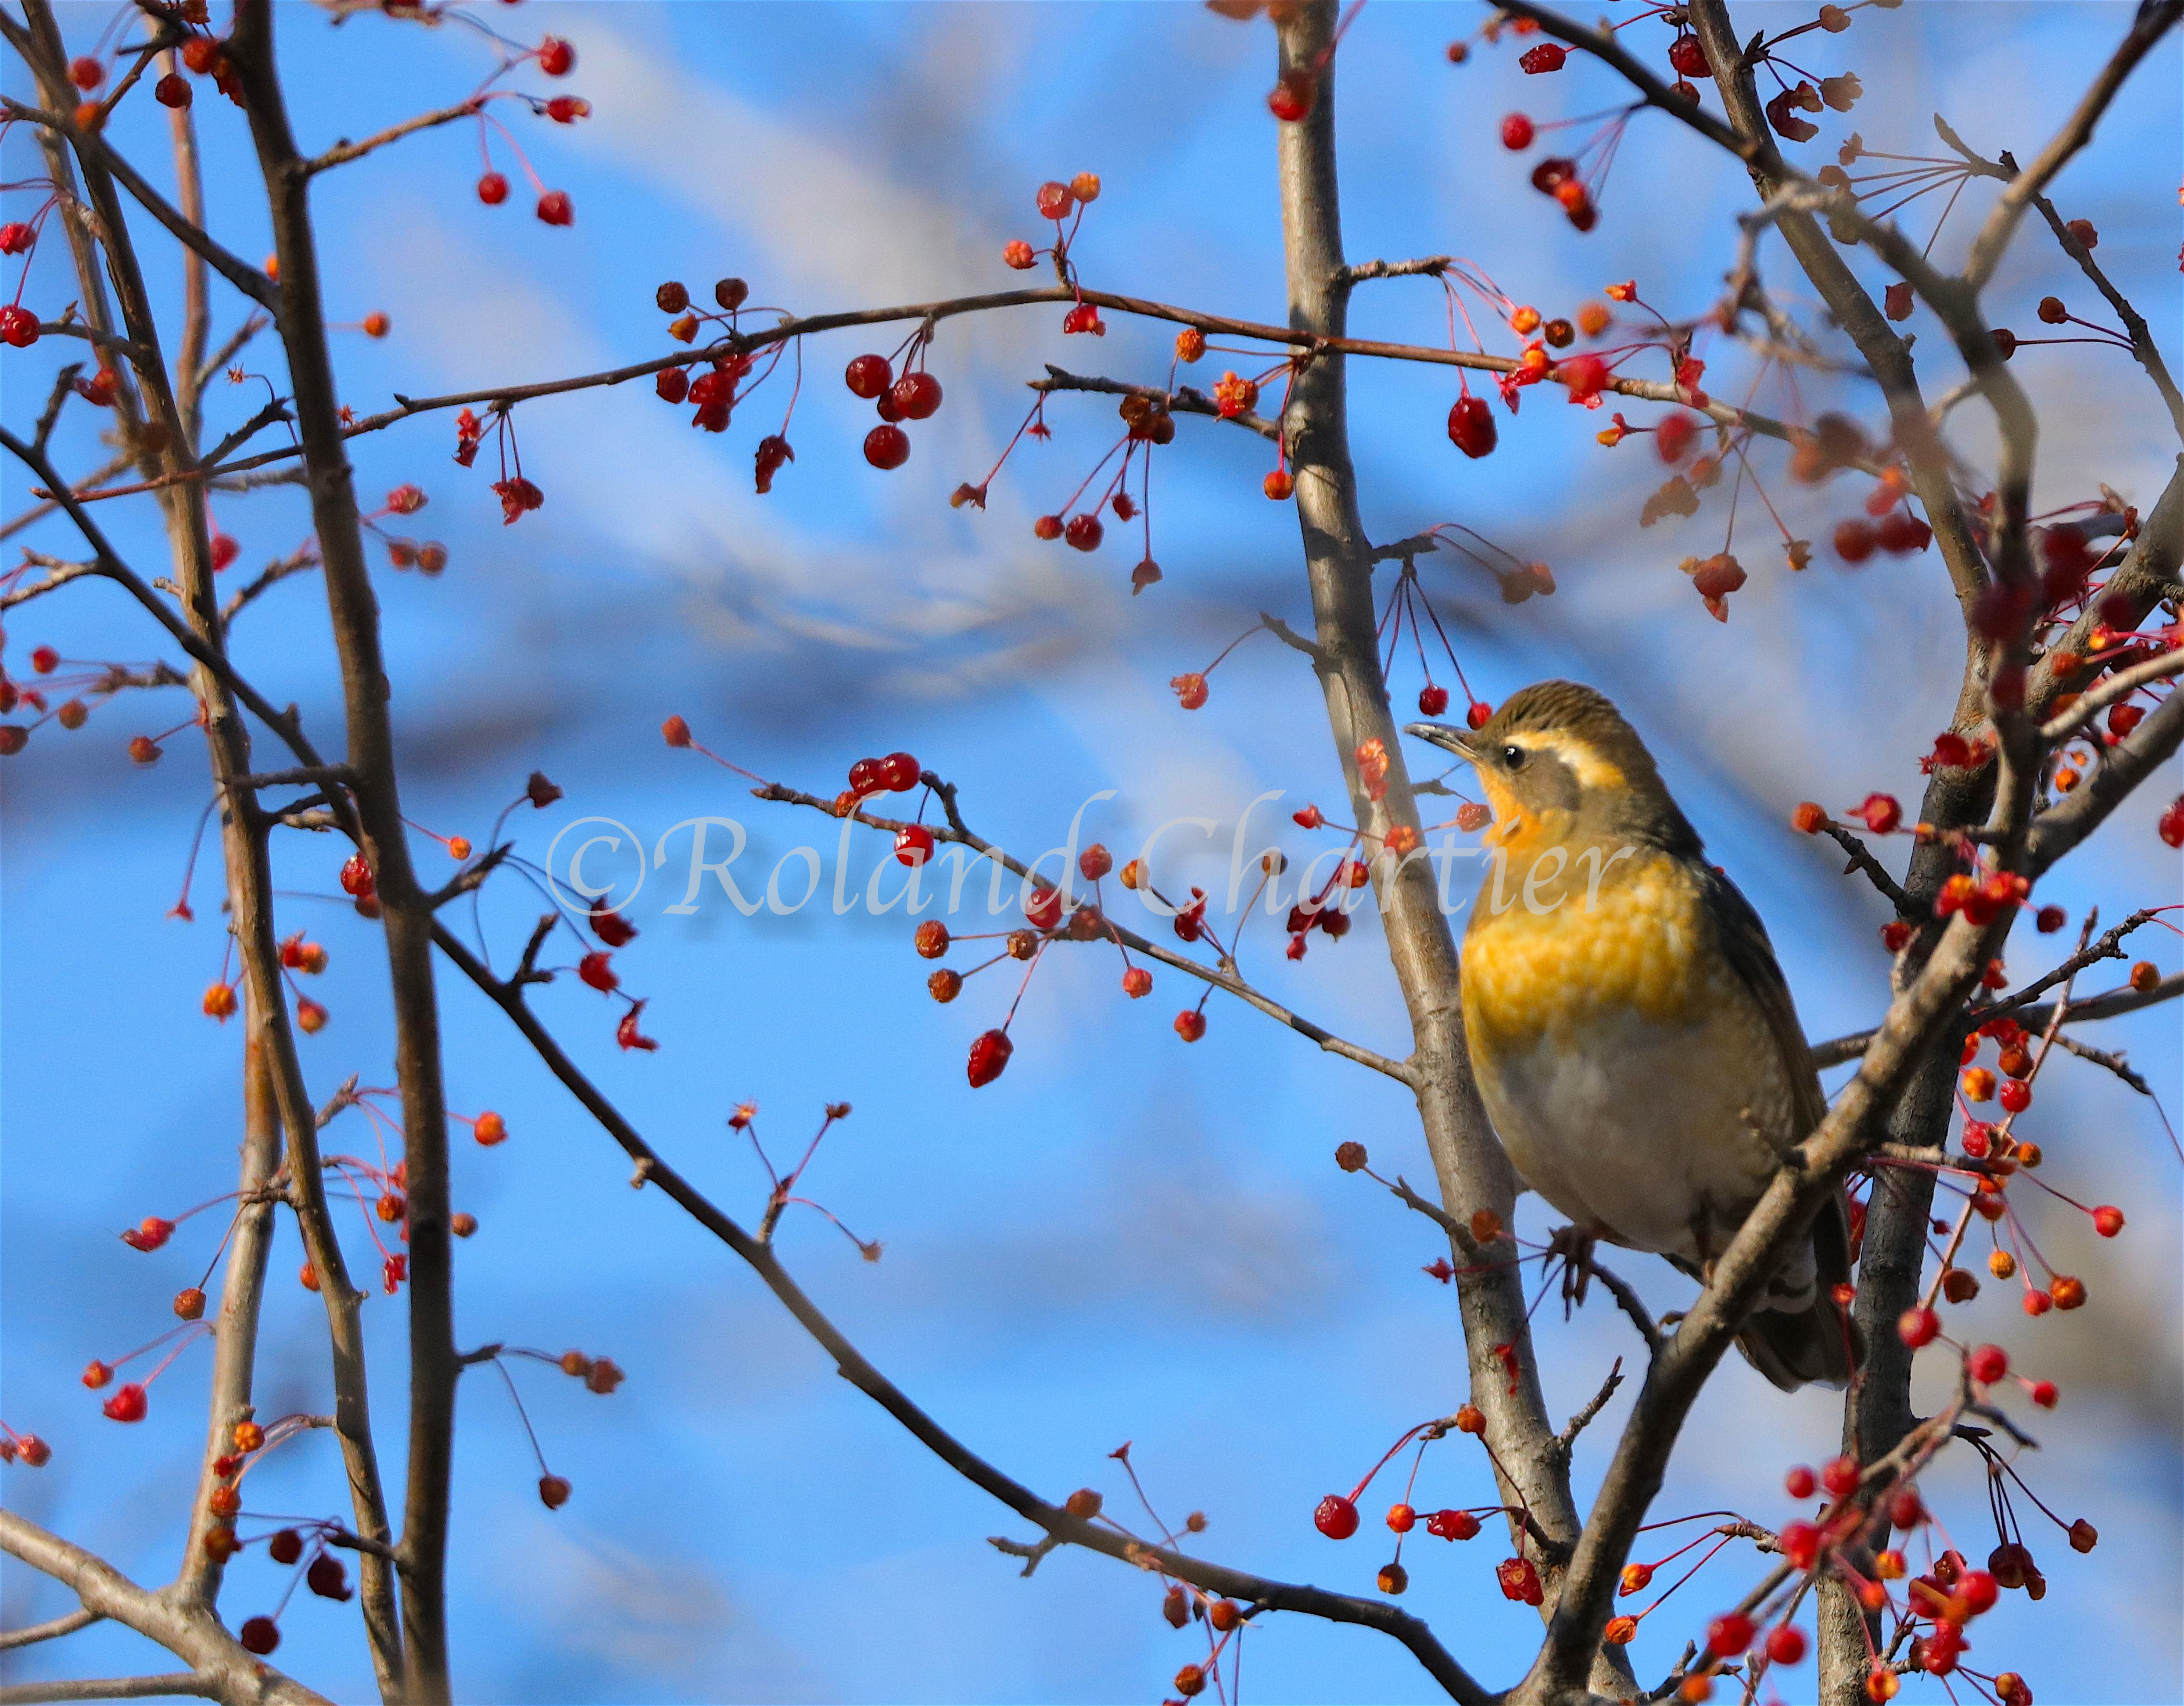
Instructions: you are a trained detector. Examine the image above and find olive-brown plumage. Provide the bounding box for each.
[1410,680,1857,1390]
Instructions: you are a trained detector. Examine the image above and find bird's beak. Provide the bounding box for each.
[1404,721,1477,762]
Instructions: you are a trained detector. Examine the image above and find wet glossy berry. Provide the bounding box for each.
[1447,393,1497,458]
[1500,113,1534,149]
[891,372,942,420]
[1313,1493,1358,1539]
[864,425,910,469]
[967,1028,1013,1087]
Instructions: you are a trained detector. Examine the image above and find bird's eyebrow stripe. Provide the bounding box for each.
[1507,730,1626,791]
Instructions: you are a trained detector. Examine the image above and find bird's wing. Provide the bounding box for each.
[1695,865,1830,1141]
[1697,865,1861,1379]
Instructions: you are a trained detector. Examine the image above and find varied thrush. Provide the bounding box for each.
[1410,680,1857,1389]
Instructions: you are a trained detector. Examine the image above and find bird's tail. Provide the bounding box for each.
[1737,1292,1859,1391]
[1735,1193,1862,1392]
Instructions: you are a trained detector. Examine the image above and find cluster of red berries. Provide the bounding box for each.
[843,349,941,472]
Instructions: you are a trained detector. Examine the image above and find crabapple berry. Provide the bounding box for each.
[927,969,962,1002]
[536,35,575,74]
[2093,1205,2124,1237]
[1821,1456,1860,1496]
[1967,1343,2009,1385]
[891,372,942,420]
[1418,684,1450,716]
[1447,393,1497,458]
[1174,1009,1206,1042]
[536,189,574,225]
[156,71,191,107]
[539,1474,572,1508]
[1898,1306,1939,1348]
[1121,967,1151,998]
[1706,1613,1754,1657]
[239,1617,280,1655]
[1063,513,1103,551]
[864,425,910,469]
[1785,1464,1817,1499]
[1313,1494,1358,1538]
[1002,239,1035,268]
[967,1028,1013,1087]
[1035,181,1074,220]
[103,1383,148,1422]
[844,354,892,398]
[914,920,949,958]
[1765,1624,1807,1665]
[1500,113,1534,149]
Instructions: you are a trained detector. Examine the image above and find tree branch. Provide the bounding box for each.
[428,923,1493,1706]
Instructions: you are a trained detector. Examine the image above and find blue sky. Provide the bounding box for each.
[3,3,2180,1702]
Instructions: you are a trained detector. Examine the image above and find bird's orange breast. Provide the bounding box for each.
[1460,848,1711,1058]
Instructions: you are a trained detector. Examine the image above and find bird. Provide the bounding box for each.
[1407,679,1857,1390]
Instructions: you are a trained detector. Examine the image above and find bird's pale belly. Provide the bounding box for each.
[1469,1002,1787,1262]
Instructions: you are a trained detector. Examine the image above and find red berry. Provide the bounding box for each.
[69,55,103,89]
[1500,113,1534,149]
[2035,904,2066,933]
[535,189,574,226]
[102,1382,148,1422]
[1707,1612,1755,1657]
[2030,1379,2058,1408]
[2092,1204,2124,1237]
[1313,1493,1359,1539]
[967,1028,1013,1088]
[476,171,511,203]
[1121,967,1152,998]
[894,825,934,867]
[1034,180,1075,220]
[1078,843,1113,881]
[536,35,576,74]
[1997,1078,2031,1113]
[1426,1507,1480,1540]
[1386,1503,1416,1533]
[844,354,892,399]
[156,72,192,108]
[238,1616,280,1655]
[1518,42,1568,73]
[1765,1625,1807,1665]
[1966,1343,2009,1385]
[538,1474,572,1508]
[1063,513,1104,551]
[1821,1455,1860,1497]
[1898,1306,1939,1348]
[1784,1464,1817,1499]
[1418,684,1450,716]
[1025,886,1064,930]
[1834,518,1876,562]
[863,425,910,470]
[1267,70,1315,122]
[0,306,40,349]
[1667,34,1709,76]
[880,751,921,791]
[1447,393,1497,458]
[891,372,942,420]
[1174,1009,1207,1042]
[848,757,883,795]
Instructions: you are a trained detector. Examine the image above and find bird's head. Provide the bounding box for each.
[1405,679,1701,858]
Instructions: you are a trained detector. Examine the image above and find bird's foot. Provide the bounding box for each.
[1546,1224,1600,1314]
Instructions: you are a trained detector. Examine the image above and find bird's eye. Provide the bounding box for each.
[1501,744,1527,771]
